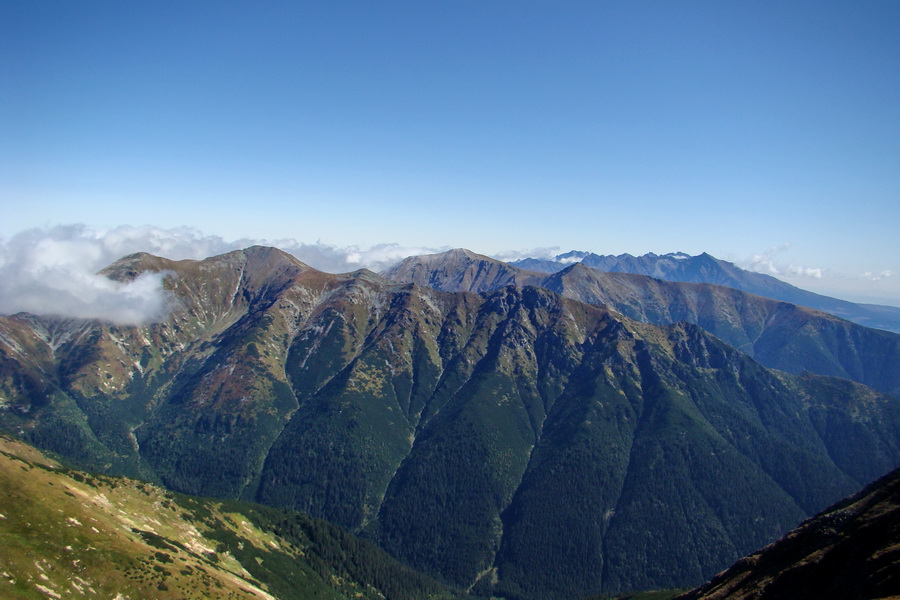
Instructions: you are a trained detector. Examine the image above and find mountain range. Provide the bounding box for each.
[1,245,898,599]
[510,251,900,333]
[386,249,900,397]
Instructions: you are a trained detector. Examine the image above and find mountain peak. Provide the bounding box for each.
[558,261,592,275]
[426,248,493,263]
[100,251,178,282]
[220,245,313,271]
[346,268,389,285]
[383,248,542,292]
[386,248,504,273]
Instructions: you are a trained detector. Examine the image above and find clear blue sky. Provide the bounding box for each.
[1,1,899,303]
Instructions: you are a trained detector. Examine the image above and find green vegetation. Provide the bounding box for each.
[0,435,460,600]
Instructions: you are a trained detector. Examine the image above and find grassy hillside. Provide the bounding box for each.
[0,435,459,600]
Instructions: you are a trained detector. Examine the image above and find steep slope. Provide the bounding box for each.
[513,251,900,333]
[485,320,900,599]
[543,263,900,398]
[1,247,900,600]
[386,250,900,397]
[0,436,458,600]
[675,465,900,600]
[0,245,327,485]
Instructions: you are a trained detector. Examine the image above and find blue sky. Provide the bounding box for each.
[1,1,899,305]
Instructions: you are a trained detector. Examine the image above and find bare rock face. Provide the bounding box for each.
[676,466,900,600]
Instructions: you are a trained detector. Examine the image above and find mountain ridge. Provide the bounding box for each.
[386,249,900,397]
[510,250,900,333]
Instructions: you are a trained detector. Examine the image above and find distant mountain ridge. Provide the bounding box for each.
[2,246,900,599]
[510,251,900,333]
[385,250,900,398]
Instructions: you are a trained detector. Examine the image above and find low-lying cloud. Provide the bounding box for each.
[0,226,177,324]
[491,247,563,263]
[0,225,447,325]
[277,241,447,274]
[862,270,893,282]
[740,244,826,280]
[736,244,900,306]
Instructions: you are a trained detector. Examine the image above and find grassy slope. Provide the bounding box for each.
[0,435,458,600]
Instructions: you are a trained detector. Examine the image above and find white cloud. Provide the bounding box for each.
[275,241,446,273]
[787,265,823,279]
[740,243,826,280]
[861,270,893,281]
[734,244,900,306]
[557,255,585,265]
[742,243,791,276]
[0,226,179,325]
[490,247,563,262]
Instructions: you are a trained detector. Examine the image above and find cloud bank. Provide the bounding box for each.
[491,247,563,263]
[0,226,179,324]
